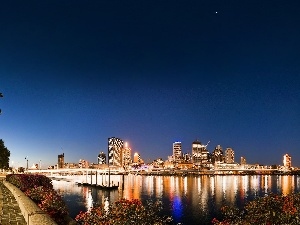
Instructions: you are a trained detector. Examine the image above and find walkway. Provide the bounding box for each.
[0,177,27,225]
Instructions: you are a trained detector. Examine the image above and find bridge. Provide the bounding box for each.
[25,166,285,179]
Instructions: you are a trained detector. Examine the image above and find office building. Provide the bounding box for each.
[133,152,143,164]
[283,154,292,168]
[108,137,124,167]
[122,142,132,168]
[225,148,235,163]
[173,141,182,163]
[241,156,247,165]
[58,153,64,169]
[192,140,210,166]
[98,151,106,164]
[212,145,224,163]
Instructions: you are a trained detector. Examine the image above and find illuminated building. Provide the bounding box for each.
[79,159,89,168]
[240,156,246,165]
[97,151,106,164]
[108,137,124,167]
[283,154,292,168]
[225,148,235,163]
[58,153,64,169]
[173,141,182,163]
[183,153,192,162]
[133,152,140,163]
[122,142,132,168]
[212,145,224,163]
[192,140,210,166]
[152,158,164,168]
[133,152,143,164]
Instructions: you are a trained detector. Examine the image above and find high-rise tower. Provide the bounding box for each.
[173,141,182,163]
[212,145,224,163]
[192,140,209,166]
[225,148,235,163]
[58,153,64,168]
[122,142,132,168]
[97,151,106,164]
[108,137,123,167]
[283,153,292,168]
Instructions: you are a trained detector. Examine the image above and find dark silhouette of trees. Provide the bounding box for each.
[0,139,10,169]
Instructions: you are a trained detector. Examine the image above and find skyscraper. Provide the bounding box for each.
[283,154,292,168]
[108,137,123,167]
[58,153,64,169]
[192,140,209,166]
[173,141,182,163]
[240,156,246,165]
[225,148,235,163]
[212,145,224,163]
[122,142,132,168]
[133,152,142,164]
[97,151,106,164]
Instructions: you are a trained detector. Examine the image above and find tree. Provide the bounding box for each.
[0,139,10,169]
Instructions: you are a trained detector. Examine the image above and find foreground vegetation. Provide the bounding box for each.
[6,174,69,225]
[6,174,176,225]
[75,198,175,225]
[212,192,300,225]
[0,139,10,170]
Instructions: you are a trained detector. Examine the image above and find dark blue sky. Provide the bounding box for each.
[1,1,300,168]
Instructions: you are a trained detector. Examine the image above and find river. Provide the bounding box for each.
[51,174,300,225]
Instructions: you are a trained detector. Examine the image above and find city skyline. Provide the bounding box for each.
[1,1,300,168]
[7,136,296,169]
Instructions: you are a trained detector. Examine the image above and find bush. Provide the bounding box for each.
[7,174,69,225]
[6,174,53,191]
[24,186,51,203]
[75,198,174,225]
[212,193,300,225]
[38,191,69,224]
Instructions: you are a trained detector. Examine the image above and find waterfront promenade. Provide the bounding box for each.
[0,176,27,225]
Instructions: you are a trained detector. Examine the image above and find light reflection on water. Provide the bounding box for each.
[52,175,300,225]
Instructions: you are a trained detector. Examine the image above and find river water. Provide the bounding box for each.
[51,174,300,225]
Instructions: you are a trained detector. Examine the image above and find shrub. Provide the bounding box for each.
[212,193,300,225]
[75,198,174,225]
[7,174,69,225]
[24,186,51,203]
[38,191,69,225]
[6,174,53,191]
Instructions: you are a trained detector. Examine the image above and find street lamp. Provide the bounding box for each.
[25,156,28,171]
[39,160,41,170]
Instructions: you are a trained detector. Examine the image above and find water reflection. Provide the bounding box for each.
[52,175,300,225]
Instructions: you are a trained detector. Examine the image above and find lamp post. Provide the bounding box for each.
[0,92,3,115]
[25,156,28,171]
[39,160,41,170]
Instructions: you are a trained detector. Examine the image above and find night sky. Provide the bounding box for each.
[1,1,300,168]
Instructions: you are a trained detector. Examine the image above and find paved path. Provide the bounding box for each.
[0,177,27,225]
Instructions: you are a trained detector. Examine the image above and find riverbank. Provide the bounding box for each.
[0,175,77,225]
[0,177,27,225]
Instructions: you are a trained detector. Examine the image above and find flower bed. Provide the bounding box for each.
[6,174,69,225]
